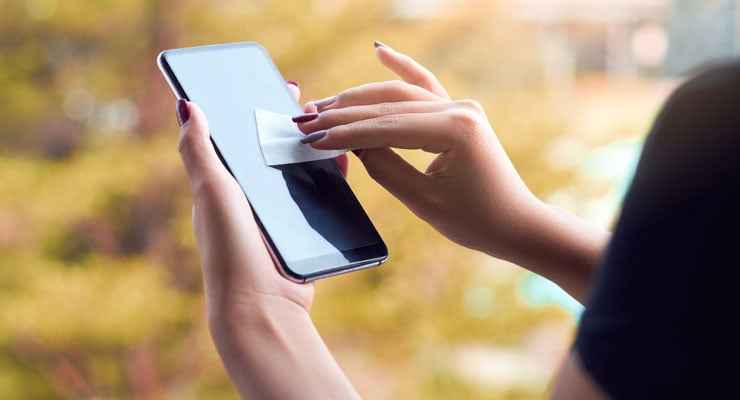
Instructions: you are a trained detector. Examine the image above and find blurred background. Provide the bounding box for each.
[1,0,737,398]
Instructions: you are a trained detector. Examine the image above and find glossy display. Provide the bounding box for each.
[158,42,386,280]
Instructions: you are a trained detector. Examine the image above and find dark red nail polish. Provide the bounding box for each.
[292,113,319,123]
[287,80,300,88]
[176,99,190,126]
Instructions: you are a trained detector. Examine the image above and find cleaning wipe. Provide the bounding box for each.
[255,108,348,166]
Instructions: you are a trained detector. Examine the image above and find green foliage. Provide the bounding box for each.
[0,0,595,398]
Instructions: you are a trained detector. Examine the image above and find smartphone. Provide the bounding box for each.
[157,41,387,281]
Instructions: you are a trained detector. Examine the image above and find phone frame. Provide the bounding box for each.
[157,42,387,282]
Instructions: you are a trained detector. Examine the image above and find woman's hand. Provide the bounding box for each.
[177,94,314,318]
[297,45,541,260]
[176,84,358,399]
[297,44,610,301]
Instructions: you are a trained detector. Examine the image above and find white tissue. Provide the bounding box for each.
[255,108,347,166]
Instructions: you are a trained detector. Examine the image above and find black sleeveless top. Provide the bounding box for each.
[575,60,740,399]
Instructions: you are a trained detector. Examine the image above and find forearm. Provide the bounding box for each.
[494,198,611,304]
[208,299,360,400]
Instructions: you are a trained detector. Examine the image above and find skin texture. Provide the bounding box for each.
[298,46,610,303]
[178,99,359,399]
[176,44,612,398]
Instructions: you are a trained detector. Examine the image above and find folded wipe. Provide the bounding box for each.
[255,109,347,166]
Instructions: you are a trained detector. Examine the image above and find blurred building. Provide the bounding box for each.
[664,0,739,75]
[506,0,740,79]
[504,0,669,80]
[395,0,740,79]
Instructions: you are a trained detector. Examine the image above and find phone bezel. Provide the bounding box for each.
[157,42,387,282]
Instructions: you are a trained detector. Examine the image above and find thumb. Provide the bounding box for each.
[358,148,436,215]
[176,100,231,189]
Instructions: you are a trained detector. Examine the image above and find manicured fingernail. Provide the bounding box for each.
[300,130,328,144]
[313,96,337,109]
[374,40,389,49]
[176,99,190,126]
[292,113,319,123]
[287,80,300,88]
[351,149,366,159]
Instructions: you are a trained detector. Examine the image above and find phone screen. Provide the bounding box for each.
[158,42,387,280]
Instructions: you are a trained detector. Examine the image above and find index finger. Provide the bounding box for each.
[308,111,461,154]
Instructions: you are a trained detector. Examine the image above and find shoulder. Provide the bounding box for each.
[672,58,740,96]
[646,57,740,157]
[621,57,740,225]
[572,57,740,399]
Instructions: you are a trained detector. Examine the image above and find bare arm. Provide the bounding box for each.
[548,351,609,399]
[177,98,359,399]
[298,44,610,303]
[210,300,359,399]
[174,43,612,398]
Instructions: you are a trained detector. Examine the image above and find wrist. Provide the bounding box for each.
[206,288,310,344]
[205,291,359,399]
[207,297,314,397]
[201,272,314,331]
[489,197,610,303]
[534,201,610,302]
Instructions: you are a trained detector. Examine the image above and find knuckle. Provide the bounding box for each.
[387,79,415,96]
[446,105,488,145]
[318,109,338,124]
[388,79,406,90]
[373,114,403,130]
[448,108,480,129]
[177,129,198,160]
[455,99,485,115]
[376,101,399,116]
[364,162,385,182]
[190,173,218,198]
[358,152,385,181]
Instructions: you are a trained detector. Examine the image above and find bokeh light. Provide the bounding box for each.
[1,0,737,398]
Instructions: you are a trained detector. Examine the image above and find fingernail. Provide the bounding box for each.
[374,40,390,49]
[351,149,366,159]
[313,96,337,109]
[300,130,328,144]
[287,80,300,88]
[292,113,319,123]
[176,99,190,126]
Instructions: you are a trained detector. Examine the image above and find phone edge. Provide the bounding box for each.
[156,42,388,282]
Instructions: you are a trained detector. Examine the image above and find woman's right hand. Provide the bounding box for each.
[297,43,610,301]
[298,44,542,260]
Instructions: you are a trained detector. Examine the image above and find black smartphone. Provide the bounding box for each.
[157,41,387,281]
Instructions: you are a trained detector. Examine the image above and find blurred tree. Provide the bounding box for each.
[0,0,585,399]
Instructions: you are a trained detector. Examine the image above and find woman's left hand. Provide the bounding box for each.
[176,83,358,399]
